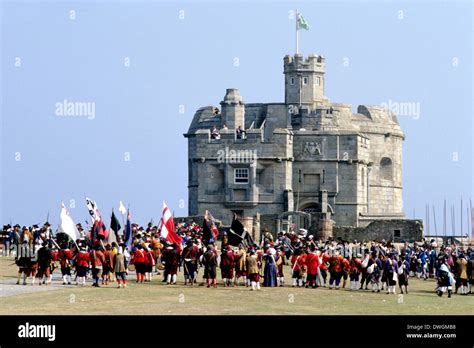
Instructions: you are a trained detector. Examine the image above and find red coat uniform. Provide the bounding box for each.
[291,254,307,272]
[76,251,90,267]
[132,249,146,264]
[90,250,105,268]
[329,255,344,273]
[104,250,115,269]
[58,249,73,267]
[320,252,331,270]
[342,258,350,274]
[305,252,320,275]
[349,258,363,274]
[145,249,156,267]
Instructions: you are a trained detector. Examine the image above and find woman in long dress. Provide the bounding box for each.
[263,248,278,287]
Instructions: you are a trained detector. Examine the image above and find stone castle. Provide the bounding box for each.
[184,52,423,242]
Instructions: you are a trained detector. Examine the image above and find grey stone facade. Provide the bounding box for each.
[184,52,414,241]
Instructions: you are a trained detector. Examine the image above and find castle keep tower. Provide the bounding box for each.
[284,54,326,107]
[184,51,421,242]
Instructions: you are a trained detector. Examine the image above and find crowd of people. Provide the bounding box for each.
[1,221,473,297]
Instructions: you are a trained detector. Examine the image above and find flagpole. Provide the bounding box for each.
[295,9,299,54]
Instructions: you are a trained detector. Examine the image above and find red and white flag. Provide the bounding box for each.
[159,201,182,247]
[205,210,219,238]
[85,197,108,241]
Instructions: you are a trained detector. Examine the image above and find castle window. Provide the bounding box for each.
[302,76,308,85]
[380,157,393,181]
[316,76,321,86]
[234,168,249,184]
[361,167,365,187]
[290,77,295,85]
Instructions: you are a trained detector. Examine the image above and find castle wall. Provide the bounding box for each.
[185,54,407,241]
[333,219,423,242]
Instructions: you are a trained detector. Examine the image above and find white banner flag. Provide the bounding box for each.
[58,202,80,241]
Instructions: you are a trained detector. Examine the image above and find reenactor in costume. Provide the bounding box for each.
[58,243,73,285]
[75,246,90,286]
[234,245,247,286]
[151,234,163,271]
[162,242,180,285]
[319,248,330,287]
[220,245,235,287]
[132,244,147,283]
[341,256,350,288]
[102,244,115,285]
[349,254,363,290]
[114,246,128,288]
[367,252,383,292]
[221,232,229,249]
[20,226,33,247]
[397,257,410,294]
[15,241,37,285]
[456,254,468,295]
[384,254,399,294]
[144,244,156,282]
[275,245,285,287]
[304,245,320,289]
[203,243,218,288]
[328,251,344,289]
[90,244,106,287]
[263,248,278,287]
[246,249,260,291]
[469,251,474,294]
[182,240,199,285]
[37,241,54,286]
[436,257,454,297]
[290,248,306,287]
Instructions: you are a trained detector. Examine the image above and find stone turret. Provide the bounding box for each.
[220,88,245,130]
[284,54,325,107]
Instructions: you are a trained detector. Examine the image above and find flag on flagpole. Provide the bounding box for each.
[159,201,182,248]
[118,201,127,215]
[85,197,108,242]
[108,210,121,245]
[124,209,132,251]
[297,13,309,30]
[85,197,101,222]
[203,210,219,244]
[228,214,254,247]
[58,202,80,241]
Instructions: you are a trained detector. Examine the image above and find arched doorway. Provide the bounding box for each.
[300,203,321,236]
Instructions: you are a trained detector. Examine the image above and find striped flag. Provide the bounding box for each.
[159,202,182,248]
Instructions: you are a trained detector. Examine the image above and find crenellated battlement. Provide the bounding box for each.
[284,54,325,73]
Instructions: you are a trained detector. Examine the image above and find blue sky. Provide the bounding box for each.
[1,0,472,235]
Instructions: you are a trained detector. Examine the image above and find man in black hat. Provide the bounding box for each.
[203,243,218,288]
[182,239,199,285]
[37,241,54,285]
[2,224,12,257]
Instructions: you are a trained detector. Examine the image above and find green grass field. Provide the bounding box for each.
[0,256,472,315]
